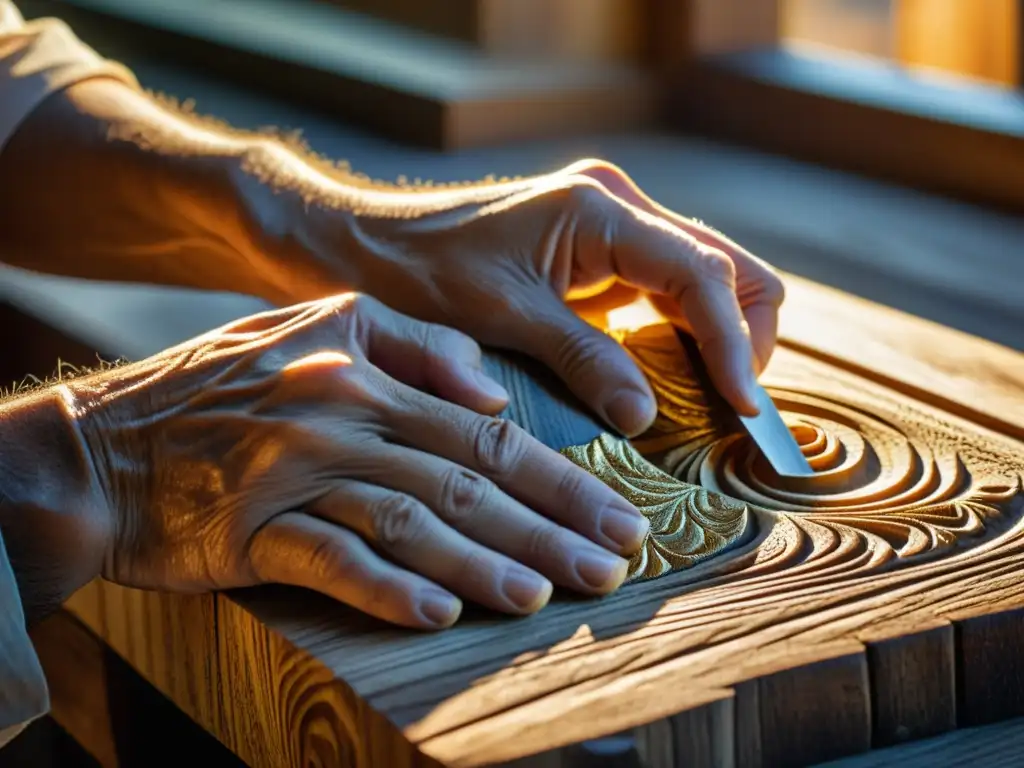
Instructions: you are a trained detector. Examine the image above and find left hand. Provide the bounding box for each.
[299,159,785,437]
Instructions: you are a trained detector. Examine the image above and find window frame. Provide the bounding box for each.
[652,0,1024,212]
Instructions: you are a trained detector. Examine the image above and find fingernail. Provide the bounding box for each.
[600,504,650,553]
[471,368,509,402]
[419,589,461,627]
[606,388,655,437]
[741,377,762,417]
[574,551,628,591]
[503,567,552,611]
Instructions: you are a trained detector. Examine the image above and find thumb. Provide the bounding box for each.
[507,294,657,437]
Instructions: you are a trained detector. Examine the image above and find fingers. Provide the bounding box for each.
[384,390,650,557]
[508,294,658,436]
[310,481,558,615]
[349,441,632,599]
[571,162,785,373]
[741,300,780,374]
[248,512,462,630]
[355,297,509,411]
[287,294,509,414]
[568,179,761,416]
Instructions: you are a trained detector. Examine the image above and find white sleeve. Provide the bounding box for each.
[0,0,139,154]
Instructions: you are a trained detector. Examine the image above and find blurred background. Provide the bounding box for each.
[1,0,1022,366]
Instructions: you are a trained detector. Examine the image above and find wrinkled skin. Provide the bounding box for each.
[63,294,650,629]
[300,160,786,435]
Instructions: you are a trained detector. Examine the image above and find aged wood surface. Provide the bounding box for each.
[50,273,1024,767]
[29,610,248,767]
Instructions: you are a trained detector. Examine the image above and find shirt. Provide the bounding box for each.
[0,0,136,747]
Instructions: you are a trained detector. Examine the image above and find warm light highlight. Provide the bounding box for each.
[605,296,662,333]
[285,351,354,372]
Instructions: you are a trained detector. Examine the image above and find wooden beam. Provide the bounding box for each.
[670,48,1024,213]
[29,610,247,767]
[34,0,654,149]
[647,0,781,74]
[896,0,1021,87]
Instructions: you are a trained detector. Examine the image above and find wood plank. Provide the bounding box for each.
[859,622,957,747]
[896,0,1020,87]
[51,326,1024,766]
[328,0,645,62]
[4,267,1024,762]
[648,0,779,74]
[777,272,1024,443]
[36,0,654,149]
[30,612,118,768]
[671,48,1024,213]
[29,609,248,768]
[817,716,1024,767]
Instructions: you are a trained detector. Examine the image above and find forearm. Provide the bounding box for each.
[0,78,356,303]
[0,76,536,305]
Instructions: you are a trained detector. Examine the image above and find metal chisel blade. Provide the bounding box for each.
[673,329,814,478]
[739,383,815,477]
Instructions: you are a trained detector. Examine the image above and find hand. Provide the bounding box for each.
[51,294,648,629]
[300,160,785,435]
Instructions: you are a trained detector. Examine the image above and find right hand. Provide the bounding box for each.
[65,294,649,628]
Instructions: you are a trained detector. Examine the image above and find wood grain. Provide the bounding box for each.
[30,611,119,768]
[30,608,248,768]
[821,716,1024,767]
[59,323,1024,766]
[777,272,1024,443]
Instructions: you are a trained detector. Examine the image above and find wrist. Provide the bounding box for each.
[0,387,111,622]
[230,139,366,304]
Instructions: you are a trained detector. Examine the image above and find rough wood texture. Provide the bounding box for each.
[29,610,247,767]
[54,286,1024,766]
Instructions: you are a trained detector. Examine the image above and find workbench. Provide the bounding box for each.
[3,25,1024,766]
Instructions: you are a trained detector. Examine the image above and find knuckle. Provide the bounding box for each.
[472,418,525,476]
[455,549,498,593]
[326,291,377,341]
[553,326,607,382]
[555,465,592,527]
[525,522,563,563]
[696,247,737,287]
[307,537,351,582]
[440,468,493,526]
[420,321,472,357]
[367,576,399,617]
[371,495,430,550]
[562,157,628,180]
[565,177,611,213]
[331,291,372,316]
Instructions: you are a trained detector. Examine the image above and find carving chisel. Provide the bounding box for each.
[675,331,814,478]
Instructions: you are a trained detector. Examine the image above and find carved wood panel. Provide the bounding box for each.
[62,310,1024,767]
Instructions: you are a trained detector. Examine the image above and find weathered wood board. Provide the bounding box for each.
[37,273,1023,768]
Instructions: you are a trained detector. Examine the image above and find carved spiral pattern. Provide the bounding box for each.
[662,390,1020,558]
[562,324,1024,581]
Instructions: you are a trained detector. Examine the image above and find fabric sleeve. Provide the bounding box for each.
[0,526,49,749]
[0,0,137,744]
[0,0,138,154]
